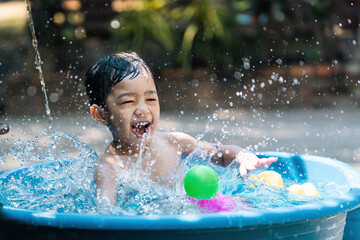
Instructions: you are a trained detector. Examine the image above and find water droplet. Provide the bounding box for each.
[243,59,250,70]
[234,71,242,80]
[49,93,59,102]
[191,79,199,87]
[27,86,37,96]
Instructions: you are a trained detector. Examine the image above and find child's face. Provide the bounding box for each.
[105,69,160,148]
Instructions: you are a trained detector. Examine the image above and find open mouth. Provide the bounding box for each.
[131,121,151,138]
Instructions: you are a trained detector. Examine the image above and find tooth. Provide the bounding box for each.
[133,122,149,127]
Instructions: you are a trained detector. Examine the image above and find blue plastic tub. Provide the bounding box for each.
[1,152,360,240]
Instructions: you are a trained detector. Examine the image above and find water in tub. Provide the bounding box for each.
[0,132,349,215]
[0,0,354,215]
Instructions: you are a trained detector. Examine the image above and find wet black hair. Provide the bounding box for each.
[84,52,153,109]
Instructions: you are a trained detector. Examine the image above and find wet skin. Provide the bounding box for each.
[91,70,277,205]
[104,70,160,153]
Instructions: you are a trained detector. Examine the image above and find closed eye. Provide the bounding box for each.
[122,100,134,104]
[146,98,157,102]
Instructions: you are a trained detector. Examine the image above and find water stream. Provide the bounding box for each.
[24,0,52,131]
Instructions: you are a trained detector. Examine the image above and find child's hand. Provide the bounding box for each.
[236,151,278,177]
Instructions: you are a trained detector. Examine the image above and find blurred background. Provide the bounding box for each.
[0,0,359,170]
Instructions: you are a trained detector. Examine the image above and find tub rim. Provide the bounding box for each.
[1,151,360,230]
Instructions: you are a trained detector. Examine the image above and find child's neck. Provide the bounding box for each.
[110,140,151,156]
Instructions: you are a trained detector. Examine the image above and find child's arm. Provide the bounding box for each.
[198,141,277,176]
[172,132,277,177]
[94,155,119,206]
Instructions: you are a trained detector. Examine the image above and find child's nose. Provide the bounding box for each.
[134,103,150,117]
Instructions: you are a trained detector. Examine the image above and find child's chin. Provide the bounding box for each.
[133,133,151,142]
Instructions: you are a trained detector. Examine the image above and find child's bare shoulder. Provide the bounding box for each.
[96,149,125,170]
[155,131,193,142]
[155,131,197,151]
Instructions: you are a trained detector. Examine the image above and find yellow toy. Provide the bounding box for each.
[248,170,319,197]
[288,182,320,196]
[248,170,283,188]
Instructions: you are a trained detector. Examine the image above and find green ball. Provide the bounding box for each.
[184,165,220,199]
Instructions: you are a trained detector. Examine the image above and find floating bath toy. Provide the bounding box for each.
[1,152,360,239]
[184,165,237,212]
[288,182,320,196]
[184,165,220,200]
[188,193,236,212]
[248,170,283,188]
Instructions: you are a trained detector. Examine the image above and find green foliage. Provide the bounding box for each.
[305,46,322,63]
[109,0,235,74]
[307,0,333,19]
[110,0,174,53]
[174,0,234,74]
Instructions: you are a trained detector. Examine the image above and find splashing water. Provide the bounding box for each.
[0,137,348,215]
[0,131,98,213]
[24,0,52,130]
[0,0,349,216]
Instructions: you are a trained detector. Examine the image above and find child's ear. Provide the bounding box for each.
[90,104,108,125]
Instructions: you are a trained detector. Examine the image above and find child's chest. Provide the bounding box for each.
[143,142,182,183]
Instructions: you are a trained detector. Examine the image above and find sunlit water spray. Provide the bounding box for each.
[0,86,348,214]
[24,0,52,130]
[0,138,348,215]
[0,0,351,216]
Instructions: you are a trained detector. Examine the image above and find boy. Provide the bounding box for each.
[85,52,277,205]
